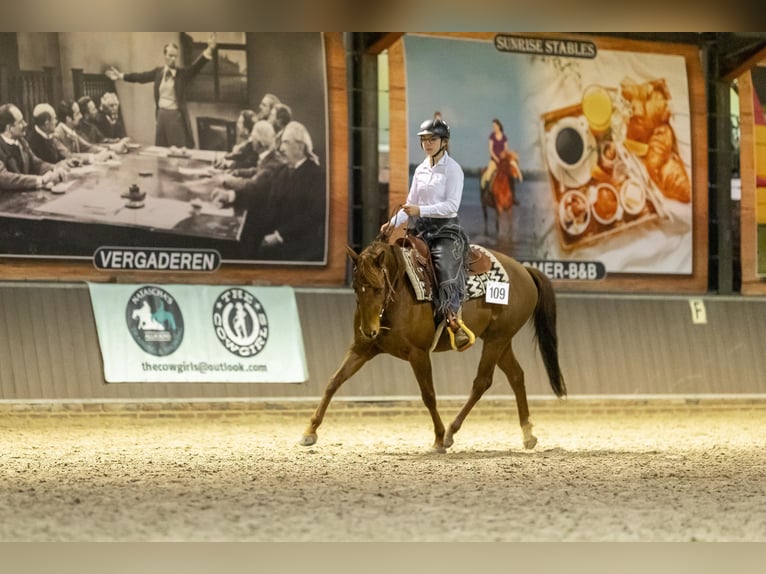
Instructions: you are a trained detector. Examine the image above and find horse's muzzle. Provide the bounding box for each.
[358,319,381,340]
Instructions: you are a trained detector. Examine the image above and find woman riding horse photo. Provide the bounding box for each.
[480,118,523,236]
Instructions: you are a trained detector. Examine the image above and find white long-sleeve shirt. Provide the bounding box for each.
[390,151,464,227]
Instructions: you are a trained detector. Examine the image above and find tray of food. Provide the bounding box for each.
[540,79,689,251]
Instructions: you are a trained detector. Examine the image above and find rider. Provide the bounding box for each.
[381,117,475,352]
[481,118,522,193]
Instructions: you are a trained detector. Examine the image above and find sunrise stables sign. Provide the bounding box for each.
[494,34,597,59]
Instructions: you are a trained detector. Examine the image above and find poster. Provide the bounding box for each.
[404,34,694,275]
[88,283,308,383]
[0,32,328,265]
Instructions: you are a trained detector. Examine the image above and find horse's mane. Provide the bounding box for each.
[356,240,393,289]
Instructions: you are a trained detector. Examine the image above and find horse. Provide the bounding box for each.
[299,237,567,452]
[152,300,177,331]
[479,152,521,236]
[131,301,165,331]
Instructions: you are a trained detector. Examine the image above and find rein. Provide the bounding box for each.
[354,243,401,330]
[379,264,397,320]
[378,202,405,242]
[352,203,407,329]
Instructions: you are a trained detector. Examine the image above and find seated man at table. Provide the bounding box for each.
[74,96,105,145]
[269,103,292,146]
[27,103,69,165]
[211,120,286,258]
[94,92,128,142]
[256,120,326,262]
[52,100,117,163]
[213,109,258,170]
[0,103,67,191]
[77,96,129,152]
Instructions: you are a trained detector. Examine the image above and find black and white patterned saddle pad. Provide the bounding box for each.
[401,244,510,302]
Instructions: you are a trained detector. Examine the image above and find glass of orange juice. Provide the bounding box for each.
[582,85,612,135]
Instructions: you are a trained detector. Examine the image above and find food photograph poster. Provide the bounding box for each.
[403,34,694,276]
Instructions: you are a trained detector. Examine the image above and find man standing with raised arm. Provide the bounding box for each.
[106,34,217,148]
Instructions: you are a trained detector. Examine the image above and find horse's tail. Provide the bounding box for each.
[526,266,567,398]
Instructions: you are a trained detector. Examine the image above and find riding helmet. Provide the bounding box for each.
[417,118,450,139]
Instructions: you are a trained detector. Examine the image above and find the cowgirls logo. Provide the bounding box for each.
[125,286,184,356]
[212,288,269,357]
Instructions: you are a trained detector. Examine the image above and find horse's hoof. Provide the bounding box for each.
[444,434,454,449]
[523,435,538,450]
[299,434,317,447]
[431,444,447,454]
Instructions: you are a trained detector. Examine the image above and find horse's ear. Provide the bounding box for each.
[345,245,359,263]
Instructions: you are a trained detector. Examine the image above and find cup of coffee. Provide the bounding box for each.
[547,115,592,188]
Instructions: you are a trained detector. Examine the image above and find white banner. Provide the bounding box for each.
[88,283,308,383]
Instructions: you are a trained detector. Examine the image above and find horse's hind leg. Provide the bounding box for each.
[299,345,373,447]
[444,341,505,449]
[497,345,537,449]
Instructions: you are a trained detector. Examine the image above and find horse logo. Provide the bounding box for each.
[125,286,185,356]
[131,301,165,330]
[152,300,177,331]
[212,288,269,358]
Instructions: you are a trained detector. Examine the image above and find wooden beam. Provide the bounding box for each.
[721,42,766,83]
[365,33,404,55]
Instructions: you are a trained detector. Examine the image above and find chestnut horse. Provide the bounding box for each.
[480,152,520,236]
[300,238,567,452]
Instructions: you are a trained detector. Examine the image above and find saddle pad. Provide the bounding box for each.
[401,244,510,302]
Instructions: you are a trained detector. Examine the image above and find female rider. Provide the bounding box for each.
[381,117,474,352]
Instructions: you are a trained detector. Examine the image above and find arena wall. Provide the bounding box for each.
[1,284,763,403]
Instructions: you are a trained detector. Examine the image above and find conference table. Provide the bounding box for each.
[0,146,247,260]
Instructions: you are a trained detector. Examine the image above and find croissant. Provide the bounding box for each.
[658,154,691,203]
[644,124,675,177]
[621,78,651,103]
[649,78,671,99]
[626,115,654,143]
[622,78,671,139]
[645,87,670,127]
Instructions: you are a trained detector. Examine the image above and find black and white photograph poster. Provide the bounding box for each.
[0,32,329,265]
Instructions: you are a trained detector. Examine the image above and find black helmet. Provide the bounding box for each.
[417,118,450,139]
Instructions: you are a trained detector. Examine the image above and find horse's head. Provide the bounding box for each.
[346,241,394,341]
[499,151,522,180]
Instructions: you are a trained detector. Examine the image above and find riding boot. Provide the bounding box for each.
[446,308,475,352]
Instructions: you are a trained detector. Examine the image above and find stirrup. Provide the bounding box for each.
[447,319,476,352]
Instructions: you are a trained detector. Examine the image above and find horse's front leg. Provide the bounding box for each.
[299,344,374,447]
[408,347,446,452]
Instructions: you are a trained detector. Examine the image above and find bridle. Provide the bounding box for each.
[353,248,400,335]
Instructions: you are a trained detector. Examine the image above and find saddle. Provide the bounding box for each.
[394,234,492,301]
